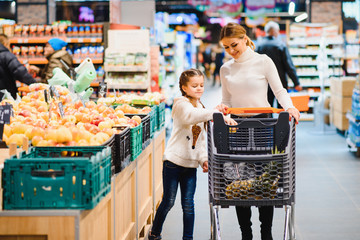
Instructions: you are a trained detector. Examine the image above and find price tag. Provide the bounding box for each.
[0,105,12,124]
[78,95,86,107]
[50,86,60,98]
[44,89,49,103]
[0,104,12,141]
[78,38,83,43]
[58,102,65,118]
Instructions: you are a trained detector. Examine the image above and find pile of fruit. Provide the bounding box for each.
[2,84,144,147]
[97,92,163,106]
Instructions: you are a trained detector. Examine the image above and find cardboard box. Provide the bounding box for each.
[330,94,352,113]
[330,109,349,131]
[330,77,356,97]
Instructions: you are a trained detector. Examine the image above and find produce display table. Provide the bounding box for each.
[0,129,165,240]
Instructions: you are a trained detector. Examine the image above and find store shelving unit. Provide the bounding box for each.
[343,37,360,76]
[288,23,344,120]
[10,36,104,65]
[104,29,151,91]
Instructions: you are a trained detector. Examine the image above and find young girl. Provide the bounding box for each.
[149,69,236,240]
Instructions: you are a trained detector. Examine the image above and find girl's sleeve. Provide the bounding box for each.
[220,66,232,107]
[173,100,216,126]
[264,56,294,110]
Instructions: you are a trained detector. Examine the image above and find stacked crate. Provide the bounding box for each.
[330,77,356,131]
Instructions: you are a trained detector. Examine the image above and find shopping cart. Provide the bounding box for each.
[208,108,296,240]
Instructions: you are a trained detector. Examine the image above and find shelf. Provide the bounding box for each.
[294,62,318,66]
[297,73,319,77]
[288,39,344,46]
[9,36,103,44]
[104,65,148,72]
[18,58,103,65]
[290,50,343,56]
[106,83,149,90]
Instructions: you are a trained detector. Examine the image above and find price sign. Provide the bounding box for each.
[0,105,12,124]
[58,102,65,118]
[0,104,12,141]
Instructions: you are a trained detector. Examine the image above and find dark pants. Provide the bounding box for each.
[236,206,274,240]
[150,160,197,240]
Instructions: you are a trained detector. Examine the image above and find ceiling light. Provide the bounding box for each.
[295,13,308,22]
[288,2,295,16]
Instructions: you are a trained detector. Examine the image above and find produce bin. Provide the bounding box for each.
[157,102,165,129]
[148,106,157,138]
[125,114,151,149]
[2,146,111,210]
[130,123,143,161]
[111,126,131,175]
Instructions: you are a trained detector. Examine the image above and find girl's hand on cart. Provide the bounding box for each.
[287,107,300,124]
[215,104,229,115]
[224,116,237,125]
[202,161,208,173]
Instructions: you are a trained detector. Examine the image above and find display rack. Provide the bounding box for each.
[8,24,105,84]
[288,23,344,121]
[104,29,151,91]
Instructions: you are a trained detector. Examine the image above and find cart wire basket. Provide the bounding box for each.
[208,109,296,240]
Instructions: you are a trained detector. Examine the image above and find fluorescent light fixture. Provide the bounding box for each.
[176,16,183,23]
[288,2,295,16]
[295,13,308,22]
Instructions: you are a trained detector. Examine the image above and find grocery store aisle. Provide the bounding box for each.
[160,83,360,240]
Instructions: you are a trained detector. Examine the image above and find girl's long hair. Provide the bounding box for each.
[178,68,207,129]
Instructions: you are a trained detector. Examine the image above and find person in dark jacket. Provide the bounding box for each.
[256,21,302,108]
[0,34,36,99]
[29,38,73,83]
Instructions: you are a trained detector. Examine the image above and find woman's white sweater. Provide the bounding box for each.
[163,96,216,168]
[220,47,294,110]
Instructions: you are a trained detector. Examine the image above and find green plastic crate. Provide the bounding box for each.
[130,123,143,161]
[151,105,159,132]
[2,146,111,210]
[148,107,156,138]
[125,114,150,149]
[157,102,166,129]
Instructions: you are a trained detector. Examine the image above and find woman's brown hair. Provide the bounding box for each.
[220,23,255,50]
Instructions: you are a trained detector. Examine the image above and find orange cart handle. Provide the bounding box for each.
[226,107,284,115]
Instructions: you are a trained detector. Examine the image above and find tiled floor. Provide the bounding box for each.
[160,83,360,240]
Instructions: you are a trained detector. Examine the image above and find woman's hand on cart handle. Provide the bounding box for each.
[215,103,229,115]
[224,115,237,125]
[287,107,300,124]
[202,161,209,173]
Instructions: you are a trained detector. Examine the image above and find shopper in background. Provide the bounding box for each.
[216,23,300,240]
[0,34,36,99]
[211,43,225,86]
[29,38,73,83]
[256,21,302,108]
[201,42,212,80]
[148,69,236,240]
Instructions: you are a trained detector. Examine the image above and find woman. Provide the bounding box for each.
[29,38,73,83]
[216,23,300,240]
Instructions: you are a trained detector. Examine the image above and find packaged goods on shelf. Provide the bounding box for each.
[105,52,148,67]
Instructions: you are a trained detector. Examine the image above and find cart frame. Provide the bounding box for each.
[207,110,296,240]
